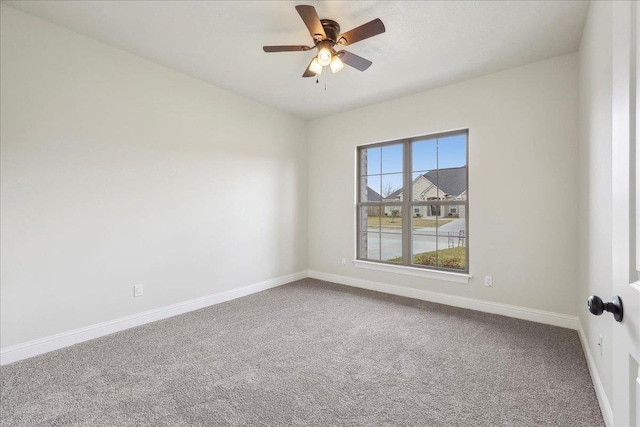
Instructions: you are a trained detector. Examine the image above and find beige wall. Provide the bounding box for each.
[577,0,614,411]
[308,53,579,315]
[0,5,308,348]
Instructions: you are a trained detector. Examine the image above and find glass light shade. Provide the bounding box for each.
[309,57,322,75]
[317,47,332,66]
[330,55,344,73]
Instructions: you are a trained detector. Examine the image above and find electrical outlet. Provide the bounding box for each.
[484,276,493,287]
[598,334,603,356]
[134,284,144,297]
[341,258,346,266]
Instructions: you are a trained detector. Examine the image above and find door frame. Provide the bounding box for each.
[611,1,640,426]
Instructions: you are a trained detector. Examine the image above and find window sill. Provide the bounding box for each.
[352,260,471,284]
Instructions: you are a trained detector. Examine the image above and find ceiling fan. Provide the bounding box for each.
[263,5,385,77]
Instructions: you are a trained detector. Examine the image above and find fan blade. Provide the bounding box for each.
[337,50,372,71]
[337,18,385,46]
[263,45,312,52]
[295,5,326,41]
[303,57,316,77]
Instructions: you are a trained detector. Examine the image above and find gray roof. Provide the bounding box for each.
[382,166,467,200]
[386,188,403,199]
[423,166,467,196]
[366,186,382,201]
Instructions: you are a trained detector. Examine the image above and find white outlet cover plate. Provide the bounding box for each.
[134,284,143,297]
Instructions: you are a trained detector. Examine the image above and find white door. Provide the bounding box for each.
[611,2,640,426]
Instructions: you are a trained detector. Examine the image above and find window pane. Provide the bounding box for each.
[436,233,466,271]
[362,206,381,230]
[380,206,402,262]
[381,205,402,233]
[381,143,403,174]
[413,135,467,202]
[411,233,438,267]
[436,210,467,271]
[381,233,402,263]
[416,166,467,202]
[360,175,381,202]
[361,146,381,176]
[412,138,437,173]
[411,210,466,271]
[360,232,380,261]
[411,213,438,267]
[437,134,467,169]
[381,173,403,200]
[412,137,436,203]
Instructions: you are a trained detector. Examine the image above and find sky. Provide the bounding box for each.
[363,133,467,197]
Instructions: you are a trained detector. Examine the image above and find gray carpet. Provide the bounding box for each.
[1,279,603,426]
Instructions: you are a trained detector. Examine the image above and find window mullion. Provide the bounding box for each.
[402,140,412,266]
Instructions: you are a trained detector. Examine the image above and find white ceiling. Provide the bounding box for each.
[4,1,589,120]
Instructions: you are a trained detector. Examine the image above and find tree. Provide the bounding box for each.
[382,182,400,198]
[390,208,400,223]
[382,183,401,223]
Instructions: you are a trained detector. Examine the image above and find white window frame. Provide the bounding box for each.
[356,129,470,279]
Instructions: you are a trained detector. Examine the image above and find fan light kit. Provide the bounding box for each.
[330,55,344,73]
[263,5,386,77]
[309,58,323,74]
[317,46,332,66]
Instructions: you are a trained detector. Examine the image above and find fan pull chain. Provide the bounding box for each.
[314,73,327,91]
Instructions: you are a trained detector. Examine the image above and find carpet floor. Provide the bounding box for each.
[1,279,603,426]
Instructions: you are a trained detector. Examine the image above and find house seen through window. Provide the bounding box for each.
[357,130,468,273]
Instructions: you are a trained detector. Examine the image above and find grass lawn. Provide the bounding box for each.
[388,246,466,270]
[367,216,454,228]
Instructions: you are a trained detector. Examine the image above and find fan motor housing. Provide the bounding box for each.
[320,19,341,43]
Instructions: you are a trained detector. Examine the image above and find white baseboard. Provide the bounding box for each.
[576,321,613,427]
[307,270,579,330]
[0,271,307,366]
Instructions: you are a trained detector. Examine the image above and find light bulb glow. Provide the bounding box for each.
[309,57,322,75]
[330,55,344,73]
[317,47,332,66]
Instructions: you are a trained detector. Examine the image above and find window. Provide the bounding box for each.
[357,130,468,273]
